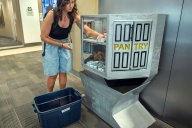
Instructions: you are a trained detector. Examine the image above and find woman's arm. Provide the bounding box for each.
[74,14,104,39]
[40,10,71,50]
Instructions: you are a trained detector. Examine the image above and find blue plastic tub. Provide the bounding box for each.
[32,87,82,128]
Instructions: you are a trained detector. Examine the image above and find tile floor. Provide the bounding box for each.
[0,46,173,128]
[0,37,22,48]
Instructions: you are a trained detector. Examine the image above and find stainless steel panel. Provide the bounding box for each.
[99,0,183,119]
[112,21,133,71]
[80,71,155,128]
[130,21,152,70]
[163,0,192,128]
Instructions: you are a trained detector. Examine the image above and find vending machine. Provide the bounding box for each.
[80,14,166,128]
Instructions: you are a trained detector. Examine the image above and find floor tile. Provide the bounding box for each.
[0,49,173,128]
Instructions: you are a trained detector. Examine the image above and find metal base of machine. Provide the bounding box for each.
[113,101,155,128]
[80,71,156,128]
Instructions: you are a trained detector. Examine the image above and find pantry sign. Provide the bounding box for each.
[114,43,149,50]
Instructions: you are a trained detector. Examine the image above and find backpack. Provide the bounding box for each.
[42,8,58,56]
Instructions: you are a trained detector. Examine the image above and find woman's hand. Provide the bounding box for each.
[97,34,106,42]
[62,43,73,50]
[96,34,105,40]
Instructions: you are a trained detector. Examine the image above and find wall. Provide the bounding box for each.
[71,0,98,72]
[37,0,42,27]
[7,0,16,40]
[99,0,192,128]
[19,0,41,43]
[0,0,13,38]
[162,1,192,127]
[11,0,24,44]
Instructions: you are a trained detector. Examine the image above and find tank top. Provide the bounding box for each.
[49,8,74,40]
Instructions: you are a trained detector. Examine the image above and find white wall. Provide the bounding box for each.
[19,0,41,43]
[7,0,16,40]
[0,0,13,38]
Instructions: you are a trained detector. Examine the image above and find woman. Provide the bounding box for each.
[41,0,104,92]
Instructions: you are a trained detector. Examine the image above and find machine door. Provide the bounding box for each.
[130,21,152,70]
[112,21,133,71]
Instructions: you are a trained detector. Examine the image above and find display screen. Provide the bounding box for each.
[42,0,57,17]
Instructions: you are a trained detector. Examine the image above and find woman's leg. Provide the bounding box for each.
[47,74,58,92]
[59,72,67,89]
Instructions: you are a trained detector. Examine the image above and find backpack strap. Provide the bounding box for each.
[51,7,58,31]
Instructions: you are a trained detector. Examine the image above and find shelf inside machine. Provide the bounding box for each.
[83,38,106,45]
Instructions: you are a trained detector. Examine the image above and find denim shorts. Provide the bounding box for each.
[42,38,73,76]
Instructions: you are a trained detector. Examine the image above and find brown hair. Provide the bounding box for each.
[57,0,78,21]
[94,52,105,62]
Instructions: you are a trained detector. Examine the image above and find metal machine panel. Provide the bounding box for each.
[162,1,192,128]
[80,71,156,128]
[99,0,183,121]
[80,13,165,128]
[130,21,152,70]
[81,14,165,79]
[112,21,133,71]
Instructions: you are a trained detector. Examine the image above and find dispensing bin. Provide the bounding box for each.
[32,87,82,128]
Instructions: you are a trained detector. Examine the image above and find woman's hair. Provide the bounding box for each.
[57,0,78,21]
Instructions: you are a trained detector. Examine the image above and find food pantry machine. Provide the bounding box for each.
[79,14,166,128]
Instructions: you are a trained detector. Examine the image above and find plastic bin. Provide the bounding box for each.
[32,87,82,128]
